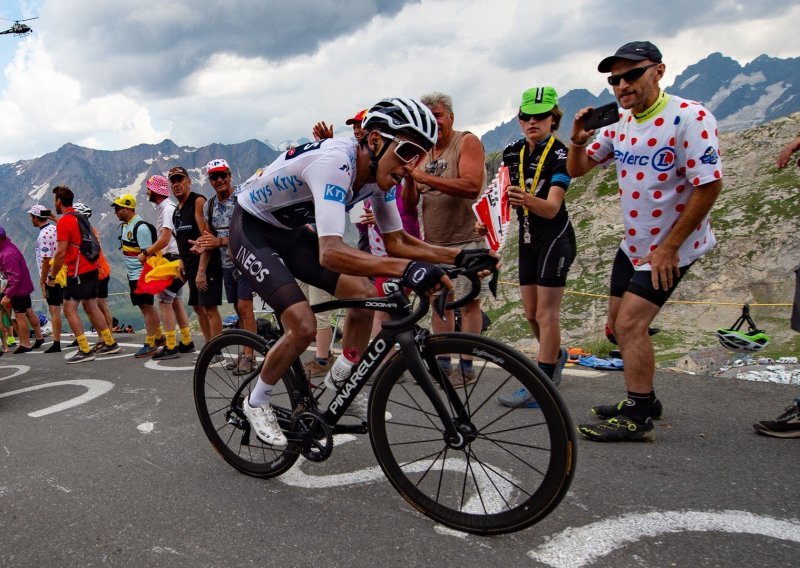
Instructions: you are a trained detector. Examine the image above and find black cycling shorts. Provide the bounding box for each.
[97,276,110,299]
[64,270,99,302]
[229,205,340,316]
[518,226,576,287]
[10,294,32,314]
[609,248,693,307]
[45,284,63,307]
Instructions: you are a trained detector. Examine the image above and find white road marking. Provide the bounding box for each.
[528,510,800,568]
[143,360,196,372]
[0,379,114,417]
[137,421,155,434]
[0,364,31,381]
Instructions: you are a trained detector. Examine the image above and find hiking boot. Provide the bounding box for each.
[44,342,61,354]
[178,341,195,353]
[32,338,45,349]
[551,348,568,387]
[95,342,121,355]
[153,347,179,360]
[13,346,32,354]
[753,399,800,438]
[592,397,664,420]
[303,356,334,379]
[67,350,95,364]
[447,367,477,390]
[498,387,540,409]
[232,355,256,376]
[241,398,287,447]
[577,416,656,442]
[135,344,158,358]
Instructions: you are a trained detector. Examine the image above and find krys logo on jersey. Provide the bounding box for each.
[614,146,676,172]
[246,175,305,205]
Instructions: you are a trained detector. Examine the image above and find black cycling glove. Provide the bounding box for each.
[454,248,496,270]
[401,261,446,293]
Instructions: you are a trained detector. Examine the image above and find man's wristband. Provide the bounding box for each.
[570,137,588,147]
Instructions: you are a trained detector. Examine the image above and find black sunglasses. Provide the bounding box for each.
[607,63,659,86]
[209,171,229,181]
[518,111,552,122]
[169,174,186,183]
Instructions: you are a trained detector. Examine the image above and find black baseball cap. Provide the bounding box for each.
[598,41,662,73]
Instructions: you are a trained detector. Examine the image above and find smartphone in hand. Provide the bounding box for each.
[582,102,620,131]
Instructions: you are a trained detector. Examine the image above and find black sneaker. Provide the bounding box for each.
[153,347,179,360]
[95,342,121,355]
[753,399,800,438]
[13,346,32,354]
[69,339,79,347]
[67,350,95,364]
[44,342,61,353]
[551,347,568,387]
[577,416,656,442]
[32,338,45,349]
[592,397,663,420]
[178,341,195,353]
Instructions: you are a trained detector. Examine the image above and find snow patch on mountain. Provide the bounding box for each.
[704,71,766,113]
[718,82,790,130]
[679,73,700,90]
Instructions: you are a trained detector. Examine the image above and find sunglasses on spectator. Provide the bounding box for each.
[169,174,186,183]
[380,132,427,164]
[607,63,659,86]
[518,111,551,122]
[209,171,229,181]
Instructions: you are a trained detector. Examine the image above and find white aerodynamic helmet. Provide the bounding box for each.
[362,97,438,150]
[73,202,92,218]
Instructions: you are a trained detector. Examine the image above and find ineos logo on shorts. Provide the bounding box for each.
[234,245,270,283]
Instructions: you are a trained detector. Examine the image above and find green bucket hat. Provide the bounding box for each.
[520,86,558,114]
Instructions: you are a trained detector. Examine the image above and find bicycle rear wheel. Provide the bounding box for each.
[368,333,576,535]
[193,329,300,478]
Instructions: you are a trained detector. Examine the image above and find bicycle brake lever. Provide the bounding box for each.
[433,289,449,320]
[488,268,499,298]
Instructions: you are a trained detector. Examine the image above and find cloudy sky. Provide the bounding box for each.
[0,0,797,163]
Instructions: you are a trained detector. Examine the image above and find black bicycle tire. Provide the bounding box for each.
[193,329,301,478]
[368,333,576,535]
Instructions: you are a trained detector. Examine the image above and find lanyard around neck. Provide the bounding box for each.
[519,135,555,217]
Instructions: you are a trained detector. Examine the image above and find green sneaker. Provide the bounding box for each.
[577,416,655,442]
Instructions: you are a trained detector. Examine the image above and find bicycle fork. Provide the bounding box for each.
[396,329,473,449]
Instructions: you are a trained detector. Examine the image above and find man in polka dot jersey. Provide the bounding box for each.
[567,40,723,442]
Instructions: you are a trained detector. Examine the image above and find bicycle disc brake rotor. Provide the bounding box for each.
[292,411,333,462]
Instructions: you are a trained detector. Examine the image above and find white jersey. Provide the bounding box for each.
[588,92,721,269]
[236,138,403,236]
[35,223,57,277]
[155,198,179,255]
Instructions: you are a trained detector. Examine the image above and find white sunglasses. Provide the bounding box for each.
[379,132,427,164]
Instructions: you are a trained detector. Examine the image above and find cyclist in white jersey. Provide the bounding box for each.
[230,97,496,447]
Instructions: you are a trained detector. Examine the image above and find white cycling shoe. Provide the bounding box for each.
[242,398,288,447]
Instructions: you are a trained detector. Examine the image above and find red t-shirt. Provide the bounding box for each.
[55,207,99,277]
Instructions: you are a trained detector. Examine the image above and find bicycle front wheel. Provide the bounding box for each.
[193,329,300,478]
[368,334,576,535]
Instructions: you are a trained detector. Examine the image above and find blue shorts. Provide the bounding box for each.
[223,265,255,304]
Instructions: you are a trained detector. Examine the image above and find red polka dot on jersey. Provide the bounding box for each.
[627,116,632,122]
[630,210,639,218]
[683,140,689,148]
[650,245,658,252]
[592,142,601,150]
[636,172,645,181]
[631,137,638,145]
[632,191,640,199]
[648,138,657,147]
[654,190,662,198]
[714,170,721,179]
[619,188,623,195]
[628,228,636,236]
[676,184,685,193]
[696,223,702,231]
[375,237,382,242]
[651,227,661,235]
[619,134,626,142]
[715,128,718,136]
[655,117,664,126]
[629,245,637,253]
[676,203,685,212]
[632,259,639,266]
[701,130,709,139]
[653,209,662,217]
[669,137,675,146]
[621,169,627,177]
[587,149,595,156]
[694,241,700,249]
[680,102,688,108]
[693,177,700,185]
[658,173,668,182]
[687,159,696,168]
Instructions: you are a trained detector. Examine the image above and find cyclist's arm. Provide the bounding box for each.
[318,235,410,277]
[382,230,458,265]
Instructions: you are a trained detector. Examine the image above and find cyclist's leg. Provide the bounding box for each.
[333,274,376,355]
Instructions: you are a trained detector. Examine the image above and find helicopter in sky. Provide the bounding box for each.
[0,17,38,37]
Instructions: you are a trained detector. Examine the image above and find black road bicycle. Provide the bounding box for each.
[193,264,576,535]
